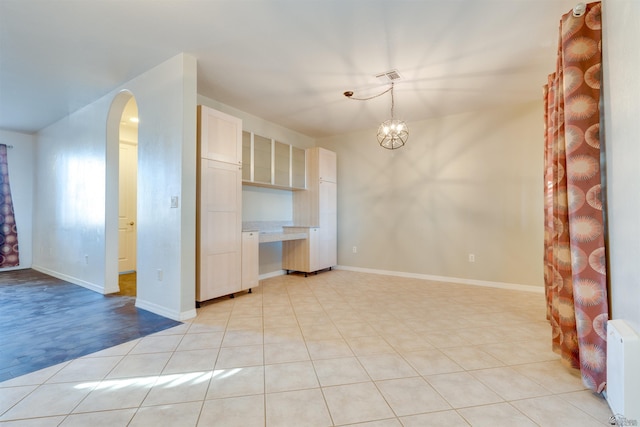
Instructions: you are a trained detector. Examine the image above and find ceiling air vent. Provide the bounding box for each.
[375,70,402,83]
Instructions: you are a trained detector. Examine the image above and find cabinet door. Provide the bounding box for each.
[307,227,321,272]
[198,159,242,301]
[318,217,336,270]
[253,134,272,184]
[291,147,306,189]
[318,148,337,183]
[242,131,252,181]
[198,105,242,164]
[274,141,290,187]
[241,232,259,290]
[318,181,337,269]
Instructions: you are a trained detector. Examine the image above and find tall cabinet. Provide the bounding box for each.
[196,105,243,303]
[283,147,337,274]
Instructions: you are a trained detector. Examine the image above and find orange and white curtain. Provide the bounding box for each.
[543,2,607,393]
[0,144,20,268]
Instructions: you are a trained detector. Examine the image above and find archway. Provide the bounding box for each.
[105,91,138,295]
[117,98,138,295]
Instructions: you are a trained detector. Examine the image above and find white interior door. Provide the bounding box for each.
[119,142,137,272]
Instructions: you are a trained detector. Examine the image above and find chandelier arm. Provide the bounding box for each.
[344,85,393,101]
[344,80,407,150]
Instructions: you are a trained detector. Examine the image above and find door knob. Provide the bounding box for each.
[129,221,135,226]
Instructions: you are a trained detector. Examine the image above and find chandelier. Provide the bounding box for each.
[344,81,409,150]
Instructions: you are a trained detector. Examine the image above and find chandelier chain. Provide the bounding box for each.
[390,83,395,119]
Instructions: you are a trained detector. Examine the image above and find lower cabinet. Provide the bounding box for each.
[241,231,259,290]
[282,227,321,275]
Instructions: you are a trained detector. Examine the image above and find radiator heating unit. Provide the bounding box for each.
[606,319,640,423]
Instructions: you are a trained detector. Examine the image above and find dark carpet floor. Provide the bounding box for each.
[0,269,181,382]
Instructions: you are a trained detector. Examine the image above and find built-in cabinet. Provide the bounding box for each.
[283,147,337,274]
[198,107,337,289]
[281,227,319,275]
[196,105,244,303]
[199,106,242,165]
[241,131,306,190]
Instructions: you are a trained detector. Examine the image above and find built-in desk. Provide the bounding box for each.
[258,230,307,243]
[242,221,308,244]
[241,222,309,279]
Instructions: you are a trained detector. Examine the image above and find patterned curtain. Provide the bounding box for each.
[0,144,20,268]
[543,2,607,393]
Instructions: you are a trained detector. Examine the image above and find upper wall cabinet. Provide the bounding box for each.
[241,131,252,181]
[318,148,337,183]
[253,134,272,184]
[198,105,242,164]
[274,141,290,187]
[292,146,306,188]
[242,131,306,190]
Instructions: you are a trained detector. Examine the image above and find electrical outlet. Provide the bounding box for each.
[468,253,475,263]
[84,254,89,264]
[157,269,163,281]
[171,196,179,208]
[353,246,357,253]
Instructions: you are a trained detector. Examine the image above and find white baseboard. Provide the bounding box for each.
[334,265,544,293]
[178,309,198,321]
[259,269,287,280]
[135,298,196,322]
[31,265,105,294]
[0,265,31,272]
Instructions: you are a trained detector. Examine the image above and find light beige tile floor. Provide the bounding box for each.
[0,270,614,426]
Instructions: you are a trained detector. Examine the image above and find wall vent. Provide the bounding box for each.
[606,319,640,423]
[375,70,402,82]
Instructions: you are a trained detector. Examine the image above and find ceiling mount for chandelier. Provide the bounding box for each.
[344,76,408,150]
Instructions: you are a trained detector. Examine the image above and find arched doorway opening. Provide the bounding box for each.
[117,98,138,295]
[105,91,138,296]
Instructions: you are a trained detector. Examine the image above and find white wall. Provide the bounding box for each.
[0,130,34,271]
[33,53,197,321]
[602,0,640,333]
[318,101,544,288]
[35,99,109,291]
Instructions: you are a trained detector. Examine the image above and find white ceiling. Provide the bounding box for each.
[0,0,577,138]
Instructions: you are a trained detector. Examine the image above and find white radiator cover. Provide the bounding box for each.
[606,319,640,423]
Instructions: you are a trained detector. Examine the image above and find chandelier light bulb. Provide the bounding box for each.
[377,118,408,149]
